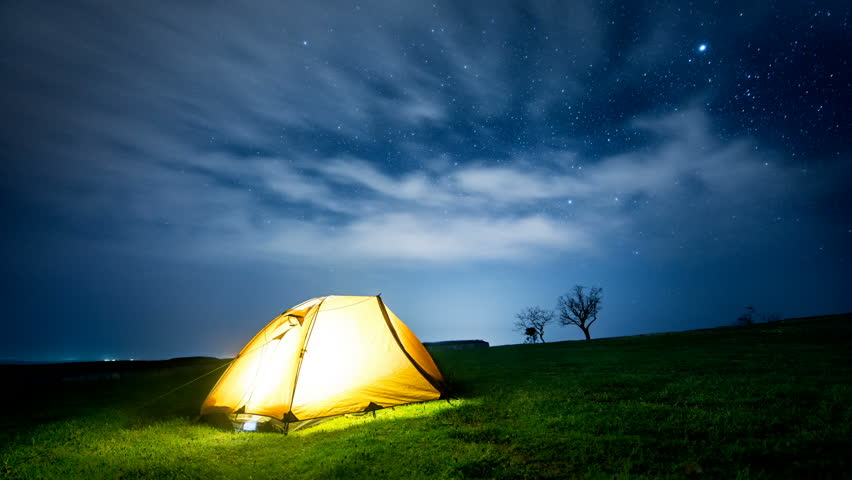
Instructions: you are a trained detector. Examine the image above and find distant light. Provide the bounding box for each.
[698,44,708,52]
[243,421,257,432]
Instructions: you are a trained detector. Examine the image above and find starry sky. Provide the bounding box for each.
[1,1,850,362]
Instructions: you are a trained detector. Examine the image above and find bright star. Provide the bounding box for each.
[698,44,708,52]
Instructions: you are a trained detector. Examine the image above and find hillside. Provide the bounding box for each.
[2,314,850,478]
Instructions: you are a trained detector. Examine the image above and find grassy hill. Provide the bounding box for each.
[2,315,850,478]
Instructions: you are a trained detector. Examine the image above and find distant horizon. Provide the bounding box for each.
[5,310,847,364]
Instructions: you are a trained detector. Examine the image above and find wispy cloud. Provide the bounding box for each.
[18,103,808,264]
[0,1,831,265]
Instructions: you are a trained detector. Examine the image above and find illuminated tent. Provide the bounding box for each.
[201,295,447,431]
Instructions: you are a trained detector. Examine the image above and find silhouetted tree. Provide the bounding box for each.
[737,306,756,326]
[514,306,555,344]
[557,285,602,340]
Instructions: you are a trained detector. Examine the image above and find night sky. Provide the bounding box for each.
[1,1,850,362]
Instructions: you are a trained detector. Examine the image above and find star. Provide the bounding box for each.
[698,43,708,52]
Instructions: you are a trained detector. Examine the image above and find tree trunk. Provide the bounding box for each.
[581,327,591,340]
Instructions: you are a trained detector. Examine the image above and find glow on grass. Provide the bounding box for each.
[292,398,468,436]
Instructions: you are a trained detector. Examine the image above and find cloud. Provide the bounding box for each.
[446,108,794,211]
[452,166,587,202]
[312,158,451,206]
[0,1,828,266]
[243,213,589,262]
[19,100,808,265]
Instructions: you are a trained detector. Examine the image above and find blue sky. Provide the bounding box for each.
[1,0,849,361]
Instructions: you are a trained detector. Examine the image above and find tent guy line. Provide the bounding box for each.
[136,360,233,411]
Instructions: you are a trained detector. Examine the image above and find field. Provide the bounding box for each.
[2,314,850,479]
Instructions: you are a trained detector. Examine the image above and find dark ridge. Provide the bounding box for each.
[0,356,227,385]
[424,340,490,350]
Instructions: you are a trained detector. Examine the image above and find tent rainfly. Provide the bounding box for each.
[201,295,447,432]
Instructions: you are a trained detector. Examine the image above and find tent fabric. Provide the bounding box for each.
[201,295,446,425]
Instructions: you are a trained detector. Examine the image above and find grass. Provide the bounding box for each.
[2,314,850,479]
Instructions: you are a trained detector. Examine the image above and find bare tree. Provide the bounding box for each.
[514,306,555,344]
[557,285,602,340]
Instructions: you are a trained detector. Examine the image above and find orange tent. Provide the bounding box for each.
[201,295,446,431]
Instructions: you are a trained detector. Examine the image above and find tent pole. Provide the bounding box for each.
[375,296,447,396]
[282,297,328,433]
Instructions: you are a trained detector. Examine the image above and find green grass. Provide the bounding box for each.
[2,315,851,479]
